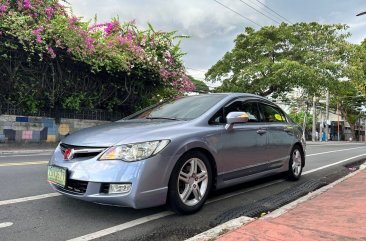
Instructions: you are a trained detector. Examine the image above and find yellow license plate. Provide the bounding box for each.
[48,166,66,187]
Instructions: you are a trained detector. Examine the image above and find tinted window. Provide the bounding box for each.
[131,95,225,120]
[210,100,260,124]
[260,104,286,123]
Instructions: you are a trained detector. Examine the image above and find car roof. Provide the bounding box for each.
[197,93,269,101]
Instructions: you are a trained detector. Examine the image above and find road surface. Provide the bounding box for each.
[0,142,365,241]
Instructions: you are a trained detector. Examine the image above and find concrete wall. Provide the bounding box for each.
[0,115,109,143]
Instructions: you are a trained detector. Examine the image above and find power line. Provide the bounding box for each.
[213,0,263,28]
[238,0,281,24]
[246,0,287,23]
[253,0,293,24]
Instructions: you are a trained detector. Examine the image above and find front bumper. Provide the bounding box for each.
[48,146,169,209]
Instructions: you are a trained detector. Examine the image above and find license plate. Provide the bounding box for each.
[48,166,67,187]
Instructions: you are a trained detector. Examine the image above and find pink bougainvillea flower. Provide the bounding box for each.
[47,46,56,58]
[32,25,44,43]
[104,21,119,36]
[45,6,54,19]
[117,35,127,45]
[0,4,7,12]
[55,39,61,47]
[17,0,23,10]
[23,0,30,9]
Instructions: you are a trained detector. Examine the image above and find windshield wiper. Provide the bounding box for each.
[146,117,181,121]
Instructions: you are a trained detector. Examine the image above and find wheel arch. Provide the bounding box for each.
[186,147,218,189]
[169,147,218,191]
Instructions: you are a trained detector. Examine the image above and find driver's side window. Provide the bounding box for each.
[209,100,260,124]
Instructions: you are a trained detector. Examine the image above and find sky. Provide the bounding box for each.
[67,0,366,86]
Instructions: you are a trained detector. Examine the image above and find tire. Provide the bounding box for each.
[286,145,304,181]
[168,151,212,214]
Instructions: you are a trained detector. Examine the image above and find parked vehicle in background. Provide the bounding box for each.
[48,93,306,214]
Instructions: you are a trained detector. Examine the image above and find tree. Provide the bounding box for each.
[329,81,366,140]
[349,40,366,96]
[188,75,209,93]
[288,111,312,139]
[206,23,351,99]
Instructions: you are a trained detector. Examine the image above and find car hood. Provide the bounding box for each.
[61,119,186,147]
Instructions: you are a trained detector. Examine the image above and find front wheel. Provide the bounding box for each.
[168,151,212,214]
[286,146,303,181]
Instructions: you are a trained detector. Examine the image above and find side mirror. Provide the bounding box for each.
[225,112,249,130]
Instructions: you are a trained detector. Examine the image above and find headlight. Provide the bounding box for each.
[99,140,170,162]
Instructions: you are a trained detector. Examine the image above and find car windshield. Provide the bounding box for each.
[128,95,226,121]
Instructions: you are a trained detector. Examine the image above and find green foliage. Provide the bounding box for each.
[350,42,366,96]
[330,81,366,139]
[0,0,193,115]
[188,75,209,93]
[288,111,312,132]
[207,22,351,98]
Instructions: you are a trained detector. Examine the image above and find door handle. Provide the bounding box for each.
[257,129,267,135]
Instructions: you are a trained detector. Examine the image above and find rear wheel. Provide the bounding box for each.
[168,151,212,214]
[286,146,303,180]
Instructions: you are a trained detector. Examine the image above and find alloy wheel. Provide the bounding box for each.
[177,158,208,206]
[292,149,302,176]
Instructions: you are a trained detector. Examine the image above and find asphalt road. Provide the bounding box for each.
[0,143,366,241]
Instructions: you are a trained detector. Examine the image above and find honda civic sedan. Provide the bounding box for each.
[48,93,305,214]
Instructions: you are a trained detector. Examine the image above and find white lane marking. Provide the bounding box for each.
[0,193,61,206]
[67,211,173,241]
[308,143,366,146]
[303,153,366,175]
[0,222,13,229]
[0,161,48,167]
[0,153,52,158]
[306,146,366,157]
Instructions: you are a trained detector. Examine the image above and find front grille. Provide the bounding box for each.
[60,143,106,159]
[100,183,110,194]
[55,179,88,195]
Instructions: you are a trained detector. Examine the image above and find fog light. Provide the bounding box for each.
[109,184,131,194]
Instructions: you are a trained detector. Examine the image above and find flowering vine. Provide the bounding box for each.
[0,0,195,94]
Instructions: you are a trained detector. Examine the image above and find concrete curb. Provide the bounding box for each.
[186,163,366,241]
[264,162,366,219]
[185,216,254,241]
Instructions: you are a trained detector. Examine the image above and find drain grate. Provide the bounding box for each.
[210,179,326,227]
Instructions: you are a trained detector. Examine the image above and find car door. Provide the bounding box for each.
[216,99,269,182]
[258,102,294,169]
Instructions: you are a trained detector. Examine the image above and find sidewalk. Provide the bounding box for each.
[215,165,366,241]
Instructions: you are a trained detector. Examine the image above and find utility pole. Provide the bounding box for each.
[302,101,308,140]
[312,96,317,142]
[364,116,366,143]
[319,108,323,141]
[325,90,329,142]
[337,102,340,141]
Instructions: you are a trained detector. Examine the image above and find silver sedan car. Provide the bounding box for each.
[48,93,305,214]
